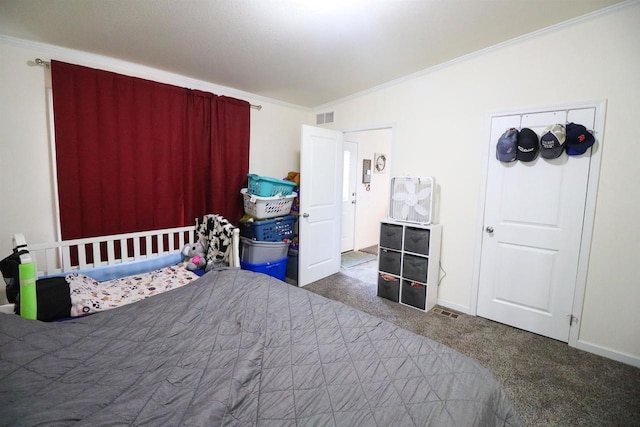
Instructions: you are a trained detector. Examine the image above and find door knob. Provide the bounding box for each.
[485,226,494,234]
[302,213,310,218]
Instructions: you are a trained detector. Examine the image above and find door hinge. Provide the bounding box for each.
[568,314,579,326]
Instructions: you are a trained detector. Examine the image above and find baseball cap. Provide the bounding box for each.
[496,128,518,162]
[516,128,539,162]
[540,124,566,159]
[565,123,595,156]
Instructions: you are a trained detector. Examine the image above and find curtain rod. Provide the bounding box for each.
[33,58,262,111]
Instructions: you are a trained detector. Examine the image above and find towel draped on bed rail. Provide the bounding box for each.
[196,214,239,271]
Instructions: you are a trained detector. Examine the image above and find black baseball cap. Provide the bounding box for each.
[516,128,539,162]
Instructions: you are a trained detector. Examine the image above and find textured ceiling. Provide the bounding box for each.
[0,0,626,108]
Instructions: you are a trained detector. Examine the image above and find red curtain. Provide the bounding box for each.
[51,61,249,240]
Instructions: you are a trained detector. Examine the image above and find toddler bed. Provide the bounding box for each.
[0,215,240,317]
[0,228,520,426]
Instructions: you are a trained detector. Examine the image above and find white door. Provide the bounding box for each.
[298,125,344,287]
[341,140,358,253]
[477,107,595,342]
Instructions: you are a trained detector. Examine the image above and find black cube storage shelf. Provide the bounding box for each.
[376,220,442,312]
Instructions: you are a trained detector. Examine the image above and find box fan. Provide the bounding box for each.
[389,176,434,224]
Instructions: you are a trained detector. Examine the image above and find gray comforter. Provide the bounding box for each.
[0,268,520,426]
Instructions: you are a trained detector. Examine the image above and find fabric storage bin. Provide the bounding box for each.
[377,273,400,302]
[239,215,297,242]
[401,281,426,310]
[240,257,288,281]
[380,223,403,250]
[240,237,290,264]
[378,249,401,276]
[241,188,296,220]
[402,254,428,283]
[247,174,297,197]
[404,227,430,255]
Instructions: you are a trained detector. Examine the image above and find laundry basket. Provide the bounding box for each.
[247,174,297,197]
[239,215,297,241]
[241,188,296,220]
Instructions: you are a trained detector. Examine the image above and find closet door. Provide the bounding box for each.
[477,108,595,342]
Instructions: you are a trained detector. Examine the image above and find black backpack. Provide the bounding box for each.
[0,247,28,303]
[1,248,72,320]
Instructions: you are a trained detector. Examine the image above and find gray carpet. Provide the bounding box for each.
[304,271,640,427]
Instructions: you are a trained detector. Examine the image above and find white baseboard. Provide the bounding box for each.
[574,340,640,368]
[436,299,470,315]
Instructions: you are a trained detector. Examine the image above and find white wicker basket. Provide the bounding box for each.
[389,176,434,224]
[241,188,297,220]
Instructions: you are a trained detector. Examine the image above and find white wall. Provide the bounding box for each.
[249,103,309,179]
[0,37,312,259]
[321,4,640,363]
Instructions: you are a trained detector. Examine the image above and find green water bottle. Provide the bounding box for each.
[19,262,37,320]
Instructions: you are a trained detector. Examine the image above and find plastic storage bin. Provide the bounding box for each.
[247,174,297,197]
[240,237,290,264]
[377,273,400,302]
[239,215,297,242]
[241,257,288,281]
[241,188,296,220]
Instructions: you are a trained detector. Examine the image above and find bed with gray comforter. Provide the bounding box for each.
[0,268,520,426]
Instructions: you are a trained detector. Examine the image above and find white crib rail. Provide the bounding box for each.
[13,224,241,278]
[17,227,196,277]
[2,226,240,315]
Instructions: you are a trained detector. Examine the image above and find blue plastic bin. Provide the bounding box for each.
[240,257,288,281]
